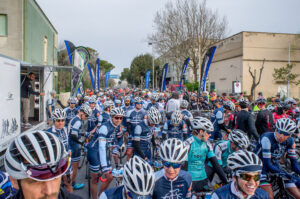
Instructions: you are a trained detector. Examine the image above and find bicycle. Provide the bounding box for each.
[269,173,296,199]
[191,191,212,199]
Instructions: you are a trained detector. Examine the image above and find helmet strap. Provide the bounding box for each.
[17,180,25,198]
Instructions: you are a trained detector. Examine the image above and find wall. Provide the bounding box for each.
[242,32,300,98]
[23,0,57,65]
[0,0,23,60]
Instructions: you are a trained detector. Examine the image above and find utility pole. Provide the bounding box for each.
[287,43,290,98]
[148,42,155,90]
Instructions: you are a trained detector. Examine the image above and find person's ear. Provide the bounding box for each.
[9,177,19,190]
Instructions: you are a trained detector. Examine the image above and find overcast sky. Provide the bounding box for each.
[36,0,300,75]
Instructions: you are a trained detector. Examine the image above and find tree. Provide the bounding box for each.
[273,63,300,85]
[248,59,265,98]
[108,78,116,87]
[149,0,227,82]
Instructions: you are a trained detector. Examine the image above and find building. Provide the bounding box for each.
[208,32,300,98]
[0,0,58,64]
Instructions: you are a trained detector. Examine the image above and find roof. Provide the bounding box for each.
[32,0,58,34]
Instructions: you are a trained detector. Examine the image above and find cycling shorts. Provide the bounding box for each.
[260,175,297,188]
[192,178,209,192]
[70,143,81,162]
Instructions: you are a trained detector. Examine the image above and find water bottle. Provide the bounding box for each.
[205,193,212,199]
[112,168,123,177]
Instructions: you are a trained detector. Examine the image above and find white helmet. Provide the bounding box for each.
[238,98,249,107]
[89,96,97,104]
[110,107,125,117]
[228,129,250,149]
[69,97,78,104]
[160,138,189,163]
[223,101,235,111]
[84,96,90,101]
[171,111,182,125]
[52,109,66,120]
[115,99,122,104]
[134,97,143,104]
[103,101,114,110]
[5,130,68,180]
[275,118,297,135]
[147,107,162,124]
[227,150,262,174]
[180,100,189,109]
[151,94,159,101]
[123,156,155,195]
[80,104,92,116]
[191,116,214,132]
[266,105,275,112]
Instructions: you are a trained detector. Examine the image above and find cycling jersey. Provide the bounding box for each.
[187,136,215,181]
[181,109,193,121]
[68,115,83,162]
[153,169,192,199]
[162,120,187,141]
[0,171,16,199]
[211,107,224,140]
[133,120,154,161]
[63,107,78,127]
[98,120,123,173]
[255,109,273,135]
[189,100,198,110]
[199,101,209,110]
[146,102,159,111]
[233,110,259,140]
[46,97,55,118]
[99,111,110,126]
[86,108,100,132]
[126,108,146,133]
[122,105,133,114]
[255,132,300,181]
[224,112,234,130]
[272,112,288,124]
[211,182,269,199]
[212,140,233,168]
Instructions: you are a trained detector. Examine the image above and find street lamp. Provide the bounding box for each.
[148,42,154,90]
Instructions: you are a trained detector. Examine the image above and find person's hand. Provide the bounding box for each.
[39,92,45,96]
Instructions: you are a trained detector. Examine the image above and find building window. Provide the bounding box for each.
[210,82,215,91]
[43,36,48,64]
[0,14,8,36]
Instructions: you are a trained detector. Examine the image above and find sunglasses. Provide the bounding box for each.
[114,116,123,120]
[85,114,89,117]
[22,155,71,181]
[136,103,142,105]
[163,161,181,169]
[277,129,291,136]
[55,119,65,123]
[238,173,261,182]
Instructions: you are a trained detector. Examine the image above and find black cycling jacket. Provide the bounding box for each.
[255,109,274,135]
[233,110,259,140]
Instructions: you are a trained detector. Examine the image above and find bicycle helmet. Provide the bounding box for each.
[171,111,182,125]
[103,101,114,110]
[89,96,97,104]
[69,97,77,104]
[266,105,275,112]
[223,101,235,111]
[238,98,249,107]
[151,94,159,101]
[180,100,189,109]
[123,156,155,196]
[228,129,250,149]
[110,107,125,117]
[147,107,162,125]
[5,130,68,180]
[275,118,297,135]
[79,104,92,116]
[134,97,143,104]
[159,138,189,163]
[255,97,267,104]
[115,99,121,104]
[52,109,66,120]
[285,98,297,105]
[191,116,214,132]
[83,96,90,101]
[227,150,262,174]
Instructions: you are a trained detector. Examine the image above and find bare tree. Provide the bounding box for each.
[149,0,228,82]
[248,59,265,98]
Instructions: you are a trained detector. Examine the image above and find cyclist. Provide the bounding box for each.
[47,109,73,193]
[98,101,114,126]
[180,100,193,137]
[256,118,300,199]
[133,107,162,164]
[68,104,92,190]
[207,129,250,182]
[126,97,146,160]
[114,99,122,108]
[46,90,56,125]
[98,107,125,196]
[122,96,133,113]
[99,156,155,199]
[255,97,274,136]
[0,171,16,199]
[86,97,101,137]
[211,99,231,140]
[189,93,199,110]
[233,98,259,141]
[153,138,192,199]
[4,130,82,199]
[64,97,78,127]
[184,117,228,192]
[146,94,159,110]
[212,150,268,199]
[162,110,188,141]
[272,102,288,124]
[198,96,210,110]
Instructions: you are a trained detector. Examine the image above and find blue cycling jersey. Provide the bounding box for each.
[126,108,146,133]
[146,102,159,111]
[99,111,110,126]
[68,115,82,142]
[63,107,78,127]
[211,107,224,139]
[0,171,16,199]
[87,108,100,132]
[47,125,70,152]
[162,120,187,140]
[153,169,192,199]
[212,182,268,199]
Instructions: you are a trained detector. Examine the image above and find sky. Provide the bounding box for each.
[36,0,300,75]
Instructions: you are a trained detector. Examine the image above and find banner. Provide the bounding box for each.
[87,63,95,90]
[105,71,110,88]
[96,58,100,90]
[179,57,190,90]
[145,70,151,89]
[199,46,217,93]
[64,40,75,64]
[160,63,168,91]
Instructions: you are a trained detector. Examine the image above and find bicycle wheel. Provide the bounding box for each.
[79,149,86,169]
[85,161,91,198]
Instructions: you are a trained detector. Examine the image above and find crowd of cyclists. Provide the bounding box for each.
[1,87,300,199]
